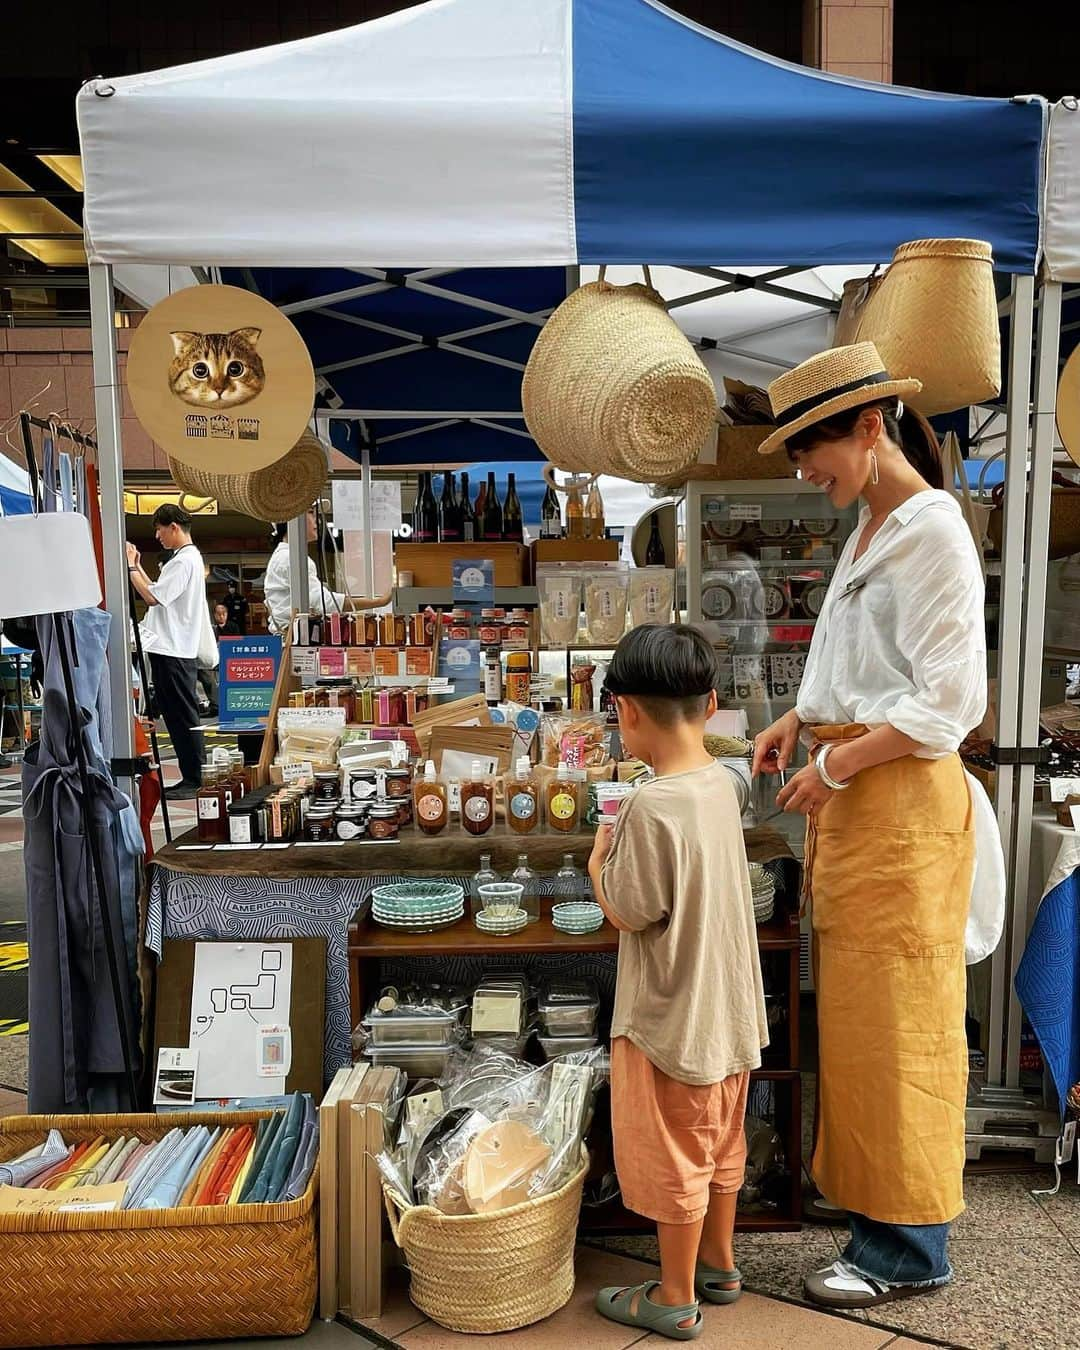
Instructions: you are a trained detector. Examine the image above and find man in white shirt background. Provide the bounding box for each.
[263,509,348,636]
[126,504,208,798]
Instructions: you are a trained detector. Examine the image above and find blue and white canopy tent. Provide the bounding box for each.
[77,0,1075,1095]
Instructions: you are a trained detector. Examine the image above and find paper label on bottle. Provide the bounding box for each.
[417,792,445,824]
[510,791,536,822]
[464,795,492,824]
[336,819,365,840]
[549,791,576,822]
[197,797,220,820]
[229,814,252,843]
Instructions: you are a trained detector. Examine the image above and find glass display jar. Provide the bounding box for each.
[367,802,400,841]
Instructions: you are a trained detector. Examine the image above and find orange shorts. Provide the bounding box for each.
[610,1036,749,1225]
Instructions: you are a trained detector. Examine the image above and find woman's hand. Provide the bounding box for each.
[752,709,802,778]
[776,762,834,816]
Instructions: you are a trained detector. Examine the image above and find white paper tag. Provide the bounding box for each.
[1050,777,1080,803]
[427,678,453,694]
[256,1024,292,1078]
[291,647,319,682]
[277,707,347,731]
[153,1047,198,1107]
[176,844,213,851]
[730,503,762,521]
[282,761,314,783]
[214,843,263,851]
[261,843,292,850]
[405,1088,445,1128]
[472,991,522,1035]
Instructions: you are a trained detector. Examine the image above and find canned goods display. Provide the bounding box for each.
[757,518,792,538]
[799,517,837,537]
[701,578,738,620]
[801,581,830,618]
[759,578,790,620]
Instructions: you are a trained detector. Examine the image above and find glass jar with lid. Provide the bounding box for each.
[367,802,400,841]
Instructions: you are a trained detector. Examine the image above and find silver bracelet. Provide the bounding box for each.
[814,743,851,792]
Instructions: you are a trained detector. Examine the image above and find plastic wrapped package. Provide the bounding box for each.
[537,565,581,646]
[364,1043,457,1080]
[628,568,676,627]
[540,711,612,770]
[582,563,629,644]
[538,979,600,1039]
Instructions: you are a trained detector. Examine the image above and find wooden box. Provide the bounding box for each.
[394,542,527,588]
[530,539,620,568]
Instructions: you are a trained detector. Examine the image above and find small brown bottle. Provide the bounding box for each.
[414,760,448,836]
[196,764,229,843]
[461,759,494,836]
[506,756,540,835]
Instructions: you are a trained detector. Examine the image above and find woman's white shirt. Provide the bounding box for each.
[795,490,986,757]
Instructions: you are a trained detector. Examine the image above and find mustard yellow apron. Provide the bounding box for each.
[807,724,973,1226]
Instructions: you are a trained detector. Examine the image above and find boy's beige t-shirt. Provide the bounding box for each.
[602,760,768,1086]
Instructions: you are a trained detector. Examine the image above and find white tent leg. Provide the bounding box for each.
[360,445,374,597]
[89,262,136,794]
[288,515,310,624]
[986,274,1034,1089]
[1006,278,1063,1088]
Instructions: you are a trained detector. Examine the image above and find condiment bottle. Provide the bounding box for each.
[483,648,503,706]
[555,854,584,904]
[504,651,532,706]
[585,478,605,540]
[461,759,494,836]
[546,761,581,833]
[506,756,539,835]
[566,476,585,540]
[196,763,228,843]
[414,760,448,835]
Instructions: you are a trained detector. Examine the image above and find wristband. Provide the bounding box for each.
[814,743,851,792]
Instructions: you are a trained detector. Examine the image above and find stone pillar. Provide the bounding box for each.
[803,0,893,84]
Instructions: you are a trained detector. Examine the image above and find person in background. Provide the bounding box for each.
[126,504,208,798]
[589,625,768,1342]
[214,603,241,639]
[263,510,348,636]
[223,579,249,635]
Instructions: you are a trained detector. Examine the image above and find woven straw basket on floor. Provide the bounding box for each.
[834,239,1000,417]
[523,268,717,483]
[0,1111,316,1347]
[384,1150,588,1334]
[169,429,329,521]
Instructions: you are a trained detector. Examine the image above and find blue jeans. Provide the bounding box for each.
[843,1213,952,1287]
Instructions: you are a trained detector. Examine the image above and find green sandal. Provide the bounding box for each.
[696,1264,742,1305]
[595,1280,702,1341]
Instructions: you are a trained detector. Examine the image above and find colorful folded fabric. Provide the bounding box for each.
[237,1111,284,1205]
[138,1127,217,1210]
[257,1093,305,1205]
[123,1129,185,1209]
[180,1128,233,1207]
[100,1137,141,1186]
[196,1126,253,1207]
[0,1130,70,1187]
[281,1097,319,1202]
[227,1147,255,1205]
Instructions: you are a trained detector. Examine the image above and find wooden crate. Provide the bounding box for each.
[530,539,620,568]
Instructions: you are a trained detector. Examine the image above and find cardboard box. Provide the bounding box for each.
[531,538,621,567]
[394,542,527,587]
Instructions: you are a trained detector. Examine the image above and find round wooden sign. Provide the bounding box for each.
[126,283,315,473]
[1059,346,1080,470]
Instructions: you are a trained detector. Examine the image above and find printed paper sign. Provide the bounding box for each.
[1050,778,1080,803]
[452,559,494,606]
[218,635,282,729]
[729,503,763,522]
[333,478,402,533]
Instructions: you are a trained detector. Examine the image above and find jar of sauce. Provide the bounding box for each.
[348,769,380,805]
[334,806,368,842]
[384,768,412,798]
[367,803,400,841]
[315,771,341,802]
[460,760,494,835]
[305,809,336,842]
[504,651,532,706]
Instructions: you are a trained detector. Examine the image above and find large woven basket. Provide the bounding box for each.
[169,429,329,521]
[384,1150,588,1334]
[988,477,1080,561]
[0,1111,316,1347]
[523,269,717,483]
[836,239,1000,417]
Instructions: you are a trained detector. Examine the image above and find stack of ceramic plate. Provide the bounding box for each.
[475,907,529,936]
[371,881,465,931]
[748,864,775,924]
[552,902,604,934]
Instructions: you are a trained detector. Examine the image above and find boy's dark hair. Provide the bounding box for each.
[153,503,193,530]
[604,624,719,726]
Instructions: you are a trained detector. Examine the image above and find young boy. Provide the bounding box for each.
[589,624,768,1342]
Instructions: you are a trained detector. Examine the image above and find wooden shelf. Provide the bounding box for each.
[349,910,617,959]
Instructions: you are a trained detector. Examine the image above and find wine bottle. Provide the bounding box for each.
[474,475,487,527]
[460,471,477,542]
[585,479,605,541]
[413,471,438,543]
[541,482,562,539]
[645,513,666,565]
[483,471,503,541]
[503,472,523,543]
[439,471,461,542]
[566,476,585,541]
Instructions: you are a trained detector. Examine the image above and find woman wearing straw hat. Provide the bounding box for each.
[752,342,986,1309]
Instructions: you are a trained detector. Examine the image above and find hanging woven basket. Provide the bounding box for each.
[522,267,717,483]
[835,239,1000,417]
[169,431,329,521]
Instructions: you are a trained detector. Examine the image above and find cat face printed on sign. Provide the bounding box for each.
[127,283,314,474]
[168,328,266,408]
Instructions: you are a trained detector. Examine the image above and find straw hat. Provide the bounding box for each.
[758,342,923,456]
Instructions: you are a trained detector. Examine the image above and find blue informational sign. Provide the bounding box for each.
[218,635,283,729]
[452,559,494,606]
[439,638,481,683]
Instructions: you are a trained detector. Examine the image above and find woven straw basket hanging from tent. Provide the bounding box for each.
[522,267,717,484]
[833,239,1000,417]
[169,430,329,521]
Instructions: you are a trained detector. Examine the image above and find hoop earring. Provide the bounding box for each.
[870,451,880,486]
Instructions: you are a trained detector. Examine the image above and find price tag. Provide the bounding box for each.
[729,503,762,522]
[282,762,314,783]
[1070,805,1080,834]
[1050,778,1080,803]
[427,677,454,694]
[530,675,555,694]
[277,707,347,731]
[291,647,318,684]
[1057,1120,1077,1165]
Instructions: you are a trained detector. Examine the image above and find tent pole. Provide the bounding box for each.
[89,262,136,798]
[986,273,1034,1090]
[1005,278,1063,1088]
[360,443,374,598]
[287,514,310,628]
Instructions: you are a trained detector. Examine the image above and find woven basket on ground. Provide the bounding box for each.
[169,430,329,521]
[834,239,1000,417]
[522,268,717,483]
[384,1150,588,1334]
[0,1111,316,1347]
